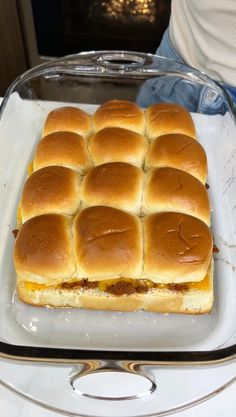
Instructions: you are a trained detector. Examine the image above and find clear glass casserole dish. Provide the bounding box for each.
[0,51,236,416]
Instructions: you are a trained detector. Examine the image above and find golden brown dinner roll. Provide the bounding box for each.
[33,131,92,174]
[93,100,145,134]
[145,103,196,140]
[145,134,207,183]
[81,162,144,214]
[142,167,210,224]
[14,99,214,314]
[73,206,143,279]
[42,106,92,138]
[89,127,148,167]
[20,166,81,222]
[143,212,213,283]
[14,214,76,285]
[17,260,213,313]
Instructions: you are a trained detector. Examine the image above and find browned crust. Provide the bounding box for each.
[89,127,148,167]
[145,134,207,183]
[146,103,196,140]
[143,167,210,224]
[34,131,92,173]
[81,162,144,214]
[21,166,81,221]
[42,106,92,138]
[143,212,213,283]
[14,214,76,279]
[93,100,145,134]
[73,206,143,278]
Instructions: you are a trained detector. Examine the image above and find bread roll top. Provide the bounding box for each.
[89,127,148,167]
[73,206,143,279]
[142,167,210,224]
[42,106,92,138]
[143,212,213,283]
[20,166,81,222]
[145,103,196,140]
[14,214,76,283]
[93,100,145,134]
[81,162,144,214]
[145,133,207,183]
[14,208,213,285]
[34,131,92,174]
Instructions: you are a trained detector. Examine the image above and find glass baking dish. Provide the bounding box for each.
[0,51,236,416]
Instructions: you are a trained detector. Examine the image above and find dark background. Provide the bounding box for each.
[32,0,171,56]
[0,0,171,95]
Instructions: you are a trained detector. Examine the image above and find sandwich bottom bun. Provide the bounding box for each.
[17,260,213,314]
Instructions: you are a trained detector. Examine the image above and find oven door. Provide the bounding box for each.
[18,0,171,66]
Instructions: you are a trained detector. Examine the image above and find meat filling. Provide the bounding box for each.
[59,279,195,295]
[106,281,149,295]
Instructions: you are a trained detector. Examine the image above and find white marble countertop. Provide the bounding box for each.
[0,356,235,417]
[0,373,235,417]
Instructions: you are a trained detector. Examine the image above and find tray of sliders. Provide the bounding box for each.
[0,51,236,416]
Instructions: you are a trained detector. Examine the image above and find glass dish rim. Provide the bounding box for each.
[1,49,235,120]
[0,340,236,364]
[0,50,236,363]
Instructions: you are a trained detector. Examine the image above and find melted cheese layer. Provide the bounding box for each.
[28,160,34,176]
[23,273,210,293]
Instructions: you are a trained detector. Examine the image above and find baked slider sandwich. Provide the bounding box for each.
[13,100,214,314]
[143,211,213,313]
[14,207,213,313]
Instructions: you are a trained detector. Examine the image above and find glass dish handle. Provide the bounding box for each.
[94,51,152,72]
[0,358,236,416]
[69,359,156,400]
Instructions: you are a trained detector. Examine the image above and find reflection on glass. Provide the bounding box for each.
[90,0,157,23]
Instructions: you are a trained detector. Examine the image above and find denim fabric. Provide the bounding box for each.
[226,85,236,104]
[136,29,236,115]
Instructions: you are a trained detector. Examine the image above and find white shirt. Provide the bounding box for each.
[169,0,236,86]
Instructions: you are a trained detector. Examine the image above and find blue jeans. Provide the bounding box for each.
[137,29,236,115]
